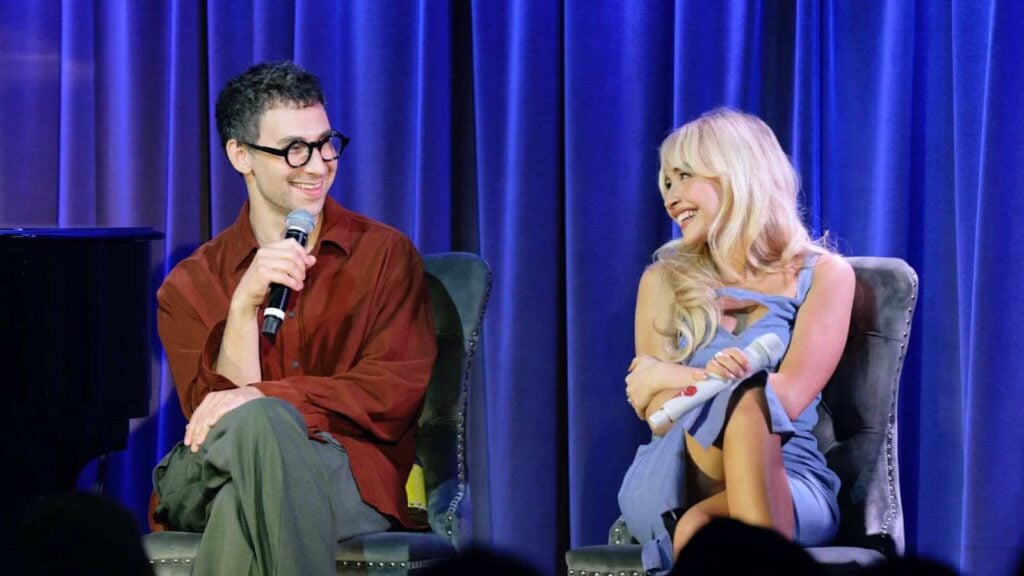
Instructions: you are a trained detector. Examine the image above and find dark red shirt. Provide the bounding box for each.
[156,197,436,527]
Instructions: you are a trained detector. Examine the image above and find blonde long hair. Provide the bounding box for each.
[654,108,828,361]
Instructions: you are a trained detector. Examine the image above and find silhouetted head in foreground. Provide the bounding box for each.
[421,546,542,576]
[3,491,152,576]
[671,517,820,576]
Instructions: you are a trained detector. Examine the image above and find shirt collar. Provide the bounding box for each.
[224,197,353,274]
[316,196,352,256]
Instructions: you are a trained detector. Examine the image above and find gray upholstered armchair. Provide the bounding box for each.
[143,252,492,575]
[566,257,918,575]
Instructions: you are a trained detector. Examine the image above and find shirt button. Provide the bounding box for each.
[287,311,296,318]
[291,360,300,369]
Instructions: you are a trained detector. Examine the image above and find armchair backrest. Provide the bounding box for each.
[812,257,917,557]
[417,252,491,549]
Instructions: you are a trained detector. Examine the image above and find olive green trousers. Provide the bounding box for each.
[153,398,389,576]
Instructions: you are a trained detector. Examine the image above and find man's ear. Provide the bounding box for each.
[226,140,252,175]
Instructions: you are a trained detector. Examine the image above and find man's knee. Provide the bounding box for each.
[215,397,306,445]
[228,397,301,424]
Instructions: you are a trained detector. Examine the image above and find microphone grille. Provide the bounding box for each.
[747,332,786,369]
[285,210,316,234]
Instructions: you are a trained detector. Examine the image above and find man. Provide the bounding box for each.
[152,61,436,576]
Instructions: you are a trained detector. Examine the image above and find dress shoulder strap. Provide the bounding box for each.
[795,253,820,302]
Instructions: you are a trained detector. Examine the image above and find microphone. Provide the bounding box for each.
[261,209,316,337]
[647,332,786,431]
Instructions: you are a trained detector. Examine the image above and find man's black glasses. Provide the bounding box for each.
[244,130,350,168]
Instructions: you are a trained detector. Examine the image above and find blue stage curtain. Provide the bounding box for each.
[1,2,1021,574]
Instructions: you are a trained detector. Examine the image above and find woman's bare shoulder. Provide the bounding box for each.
[638,262,674,294]
[811,252,854,287]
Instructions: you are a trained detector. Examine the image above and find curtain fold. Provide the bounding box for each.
[563,0,676,549]
[1,2,61,226]
[57,0,96,225]
[471,1,567,565]
[1,1,1021,574]
[959,3,1024,574]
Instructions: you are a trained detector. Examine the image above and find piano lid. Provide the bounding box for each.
[0,227,164,240]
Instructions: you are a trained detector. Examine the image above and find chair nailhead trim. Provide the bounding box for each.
[150,556,193,565]
[338,560,407,568]
[879,266,918,543]
[444,269,491,546]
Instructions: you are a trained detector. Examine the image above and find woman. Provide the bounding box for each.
[617,108,853,573]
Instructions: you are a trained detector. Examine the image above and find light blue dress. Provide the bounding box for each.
[617,258,840,575]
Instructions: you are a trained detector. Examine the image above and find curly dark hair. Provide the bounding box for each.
[214,61,325,147]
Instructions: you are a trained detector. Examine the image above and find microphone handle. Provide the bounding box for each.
[647,333,785,431]
[261,228,310,337]
[647,374,736,430]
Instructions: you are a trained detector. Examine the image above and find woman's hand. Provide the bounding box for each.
[704,346,752,381]
[626,356,707,420]
[625,355,664,418]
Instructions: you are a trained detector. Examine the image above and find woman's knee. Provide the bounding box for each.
[673,505,713,555]
[722,387,772,441]
[734,385,770,418]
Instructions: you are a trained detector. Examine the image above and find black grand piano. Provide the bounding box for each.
[0,228,161,505]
